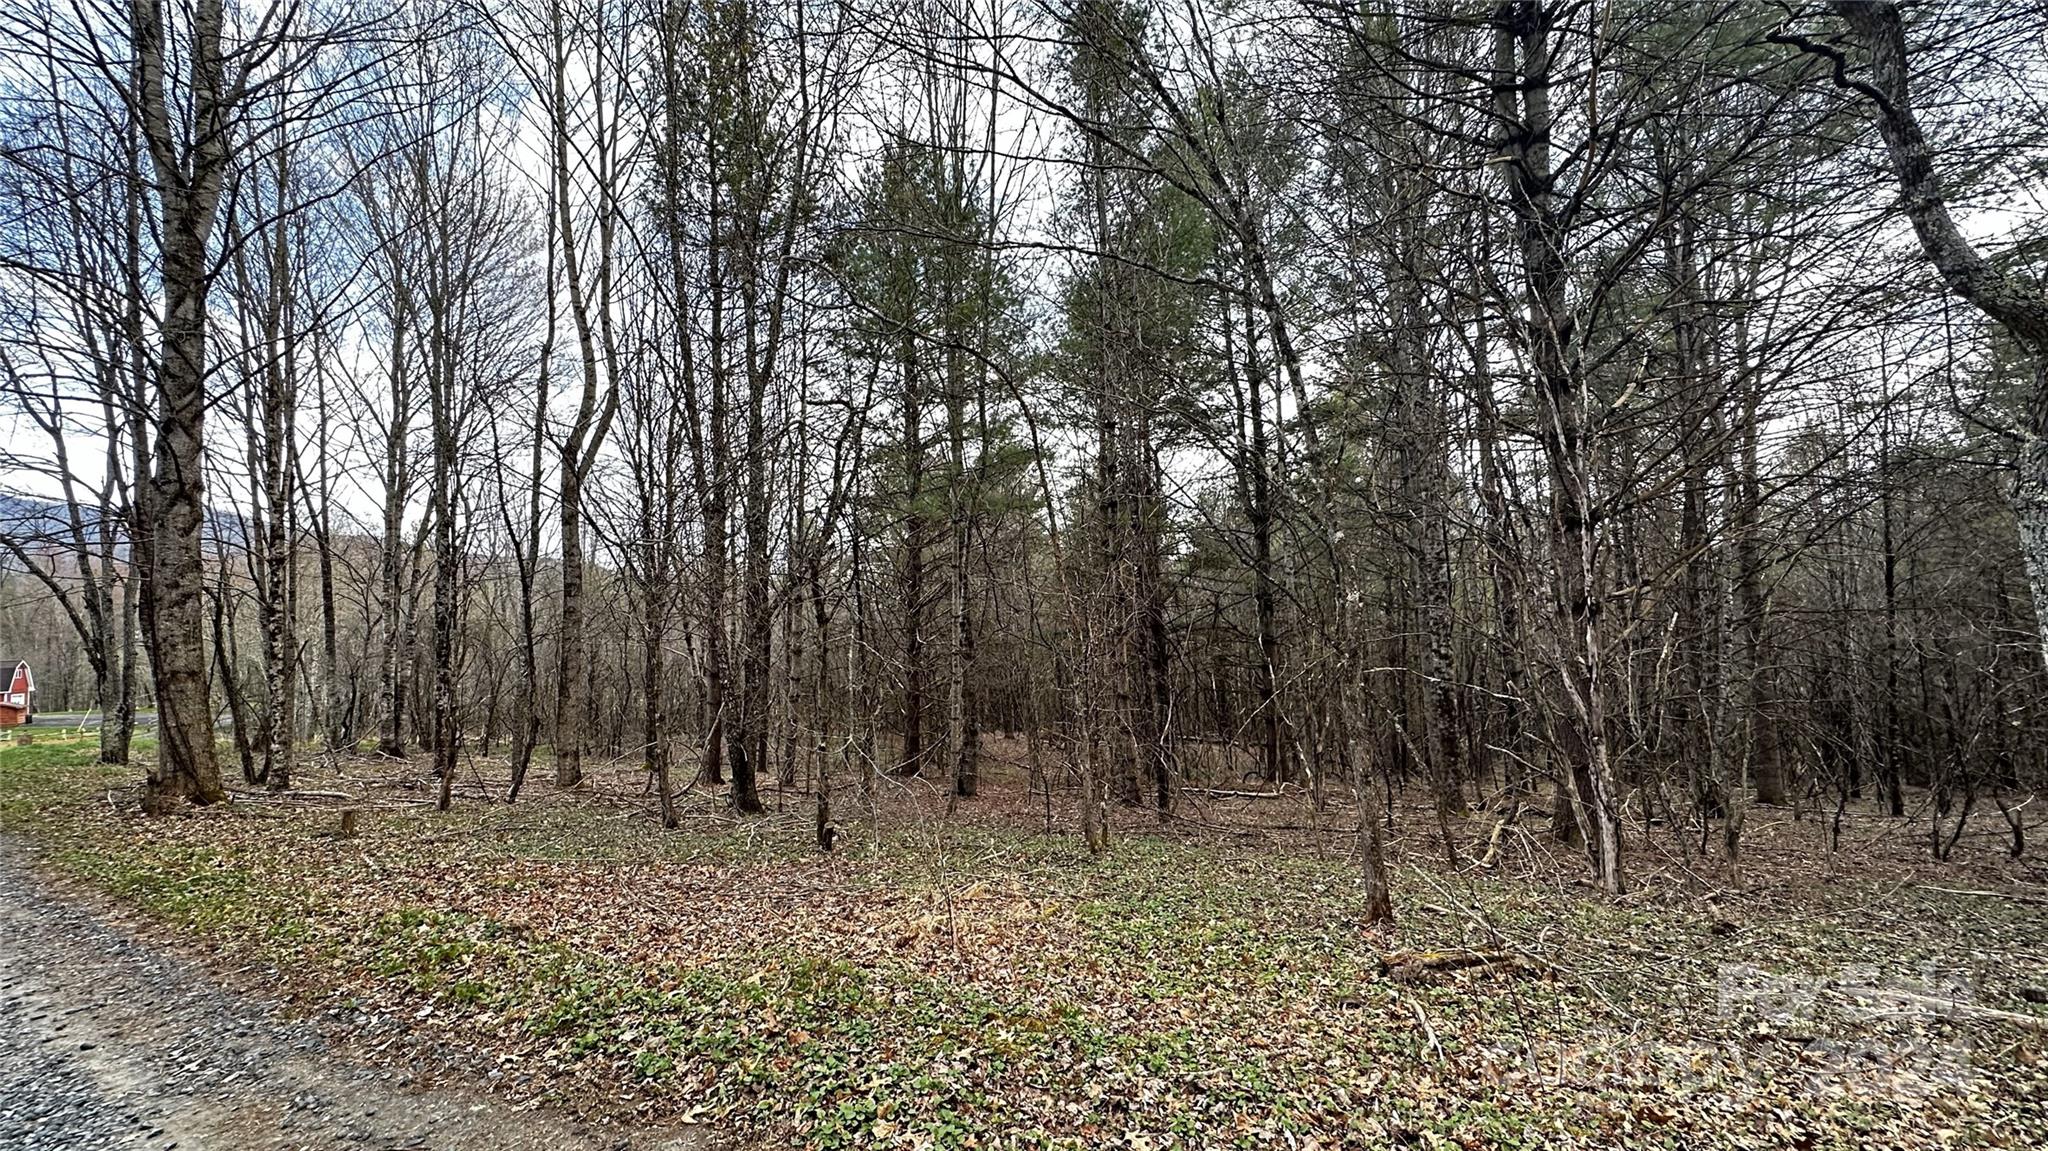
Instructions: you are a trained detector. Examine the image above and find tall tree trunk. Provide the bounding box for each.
[555,465,588,787]
[646,585,676,829]
[1470,295,1528,798]
[1234,295,1283,787]
[102,124,148,768]
[211,563,257,786]
[309,366,346,751]
[1880,413,1905,816]
[1344,679,1393,926]
[430,308,459,810]
[1392,247,1467,853]
[1134,441,1172,816]
[505,393,546,801]
[729,369,769,815]
[946,302,977,801]
[248,180,299,792]
[1492,1,1622,892]
[898,330,928,779]
[376,310,412,759]
[134,0,229,810]
[545,0,621,791]
[1735,372,1784,809]
[804,545,836,801]
[699,493,731,787]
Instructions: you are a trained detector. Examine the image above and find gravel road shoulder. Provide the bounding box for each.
[0,837,705,1151]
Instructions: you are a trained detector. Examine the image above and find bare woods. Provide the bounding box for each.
[2,1,2045,906]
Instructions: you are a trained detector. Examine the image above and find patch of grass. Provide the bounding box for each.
[0,731,133,828]
[67,842,253,925]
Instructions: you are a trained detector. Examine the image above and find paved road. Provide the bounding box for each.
[14,712,156,730]
[0,838,705,1151]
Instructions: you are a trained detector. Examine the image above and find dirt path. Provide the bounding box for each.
[0,839,705,1151]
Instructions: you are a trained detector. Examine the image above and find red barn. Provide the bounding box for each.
[0,660,33,727]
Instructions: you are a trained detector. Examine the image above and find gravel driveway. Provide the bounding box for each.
[0,839,705,1151]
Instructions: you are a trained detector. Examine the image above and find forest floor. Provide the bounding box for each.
[1,732,2044,1150]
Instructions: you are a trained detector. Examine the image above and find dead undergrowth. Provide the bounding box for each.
[3,732,2044,1149]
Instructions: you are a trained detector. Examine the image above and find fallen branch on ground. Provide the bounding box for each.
[1916,885,2048,907]
[1375,948,1529,985]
